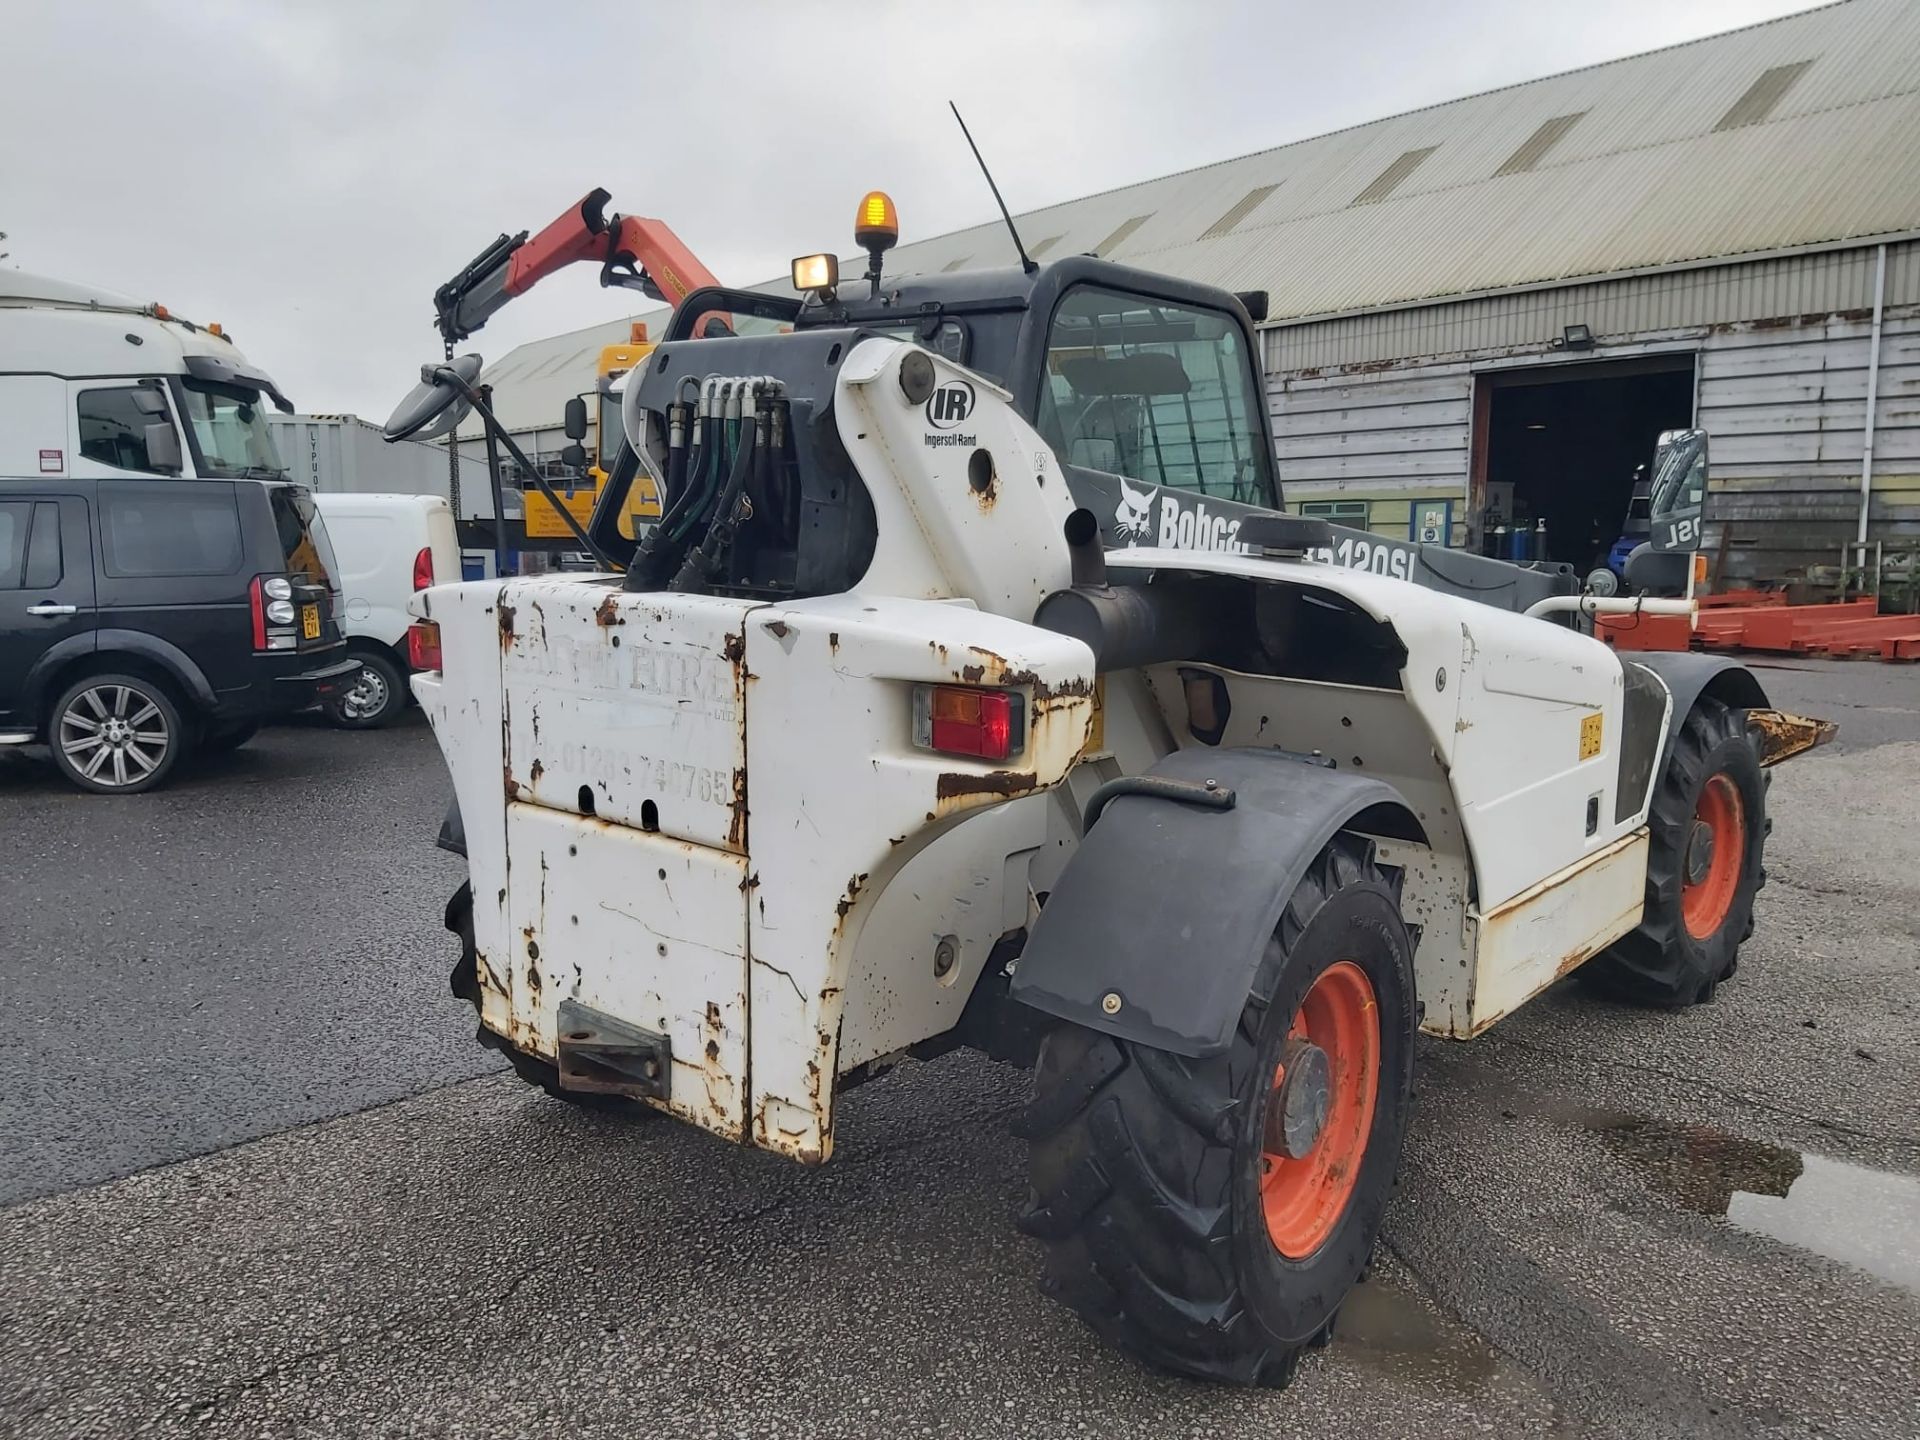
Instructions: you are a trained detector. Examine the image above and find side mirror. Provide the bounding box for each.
[1648,427,1708,552]
[563,396,589,442]
[560,443,588,471]
[384,354,484,443]
[143,422,183,474]
[130,386,169,417]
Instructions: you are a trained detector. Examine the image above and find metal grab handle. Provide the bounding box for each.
[26,603,77,617]
[1084,775,1236,831]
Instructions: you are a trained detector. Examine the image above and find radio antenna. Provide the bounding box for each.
[950,102,1037,275]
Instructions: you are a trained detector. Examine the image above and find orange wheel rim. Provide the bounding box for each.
[1260,960,1380,1260]
[1681,774,1745,940]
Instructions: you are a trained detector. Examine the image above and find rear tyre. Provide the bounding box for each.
[1585,697,1766,1006]
[1017,836,1415,1385]
[47,673,185,795]
[444,881,645,1116]
[325,650,407,729]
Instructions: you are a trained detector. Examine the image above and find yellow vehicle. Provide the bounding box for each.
[522,322,664,540]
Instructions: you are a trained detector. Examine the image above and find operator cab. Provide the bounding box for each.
[584,191,1280,593]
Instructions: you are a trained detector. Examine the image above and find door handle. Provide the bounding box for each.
[26,603,77,617]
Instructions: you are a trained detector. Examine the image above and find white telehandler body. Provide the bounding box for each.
[391,191,1830,1384]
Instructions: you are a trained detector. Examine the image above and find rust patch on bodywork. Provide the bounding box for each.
[1747,708,1837,766]
[834,872,871,920]
[497,600,516,647]
[504,767,521,801]
[727,767,748,850]
[528,758,544,785]
[593,593,623,628]
[936,769,1035,801]
[722,631,745,663]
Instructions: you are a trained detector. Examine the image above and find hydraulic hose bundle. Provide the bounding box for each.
[628,375,785,592]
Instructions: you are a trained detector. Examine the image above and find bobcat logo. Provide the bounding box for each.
[1114,476,1157,544]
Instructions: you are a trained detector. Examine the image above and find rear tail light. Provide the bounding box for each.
[412,546,434,592]
[250,574,300,651]
[912,685,1024,761]
[407,620,443,672]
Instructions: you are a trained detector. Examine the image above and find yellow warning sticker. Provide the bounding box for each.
[1579,712,1604,761]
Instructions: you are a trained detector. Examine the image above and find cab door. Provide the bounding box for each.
[0,493,96,734]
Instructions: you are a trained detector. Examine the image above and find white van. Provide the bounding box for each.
[312,493,459,727]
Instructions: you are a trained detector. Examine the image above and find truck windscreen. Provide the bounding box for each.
[178,379,289,479]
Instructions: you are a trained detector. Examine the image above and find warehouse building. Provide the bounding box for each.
[475,0,1920,590]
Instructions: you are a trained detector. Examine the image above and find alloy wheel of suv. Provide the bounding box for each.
[48,674,184,794]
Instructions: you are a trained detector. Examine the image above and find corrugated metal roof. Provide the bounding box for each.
[477,0,1920,430]
[871,0,1919,317]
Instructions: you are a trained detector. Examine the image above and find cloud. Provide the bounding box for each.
[2,0,1817,419]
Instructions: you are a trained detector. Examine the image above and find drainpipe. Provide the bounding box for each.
[1856,243,1888,548]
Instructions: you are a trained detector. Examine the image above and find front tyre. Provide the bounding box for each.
[1585,697,1766,1006]
[47,674,185,794]
[1018,836,1415,1385]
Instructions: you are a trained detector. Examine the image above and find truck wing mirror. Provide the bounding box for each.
[1648,427,1707,552]
[562,396,589,442]
[384,353,484,443]
[130,386,169,417]
[143,422,183,474]
[560,442,588,471]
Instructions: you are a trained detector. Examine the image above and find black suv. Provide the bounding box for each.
[0,476,358,793]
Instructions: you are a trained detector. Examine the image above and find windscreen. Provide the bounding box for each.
[179,380,288,478]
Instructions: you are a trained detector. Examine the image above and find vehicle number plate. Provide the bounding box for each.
[301,603,320,640]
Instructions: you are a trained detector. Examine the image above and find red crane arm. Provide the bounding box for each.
[434,188,722,344]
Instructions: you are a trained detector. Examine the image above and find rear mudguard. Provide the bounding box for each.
[436,796,466,858]
[1010,747,1419,1058]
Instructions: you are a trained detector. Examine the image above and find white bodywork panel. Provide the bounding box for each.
[412,333,1673,1161]
[313,493,459,649]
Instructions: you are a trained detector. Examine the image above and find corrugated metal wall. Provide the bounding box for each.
[1267,241,1920,581]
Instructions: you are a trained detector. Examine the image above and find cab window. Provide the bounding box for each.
[1037,286,1269,503]
[77,387,161,472]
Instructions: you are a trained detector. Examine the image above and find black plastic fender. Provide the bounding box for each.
[436,795,467,857]
[23,628,218,719]
[1009,747,1419,1058]
[1626,652,1768,766]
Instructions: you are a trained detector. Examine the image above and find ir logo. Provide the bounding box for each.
[925,381,976,430]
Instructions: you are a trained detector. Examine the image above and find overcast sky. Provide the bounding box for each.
[4,0,1819,418]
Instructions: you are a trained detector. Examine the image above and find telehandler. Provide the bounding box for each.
[386,182,1831,1385]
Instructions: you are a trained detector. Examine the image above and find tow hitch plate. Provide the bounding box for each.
[555,999,673,1100]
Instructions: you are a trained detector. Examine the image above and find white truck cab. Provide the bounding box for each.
[0,271,295,484]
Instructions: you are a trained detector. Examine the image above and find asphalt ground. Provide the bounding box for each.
[1,660,1916,1438]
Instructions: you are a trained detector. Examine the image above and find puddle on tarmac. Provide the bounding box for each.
[1581,1112,1920,1294]
[1328,1275,1514,1393]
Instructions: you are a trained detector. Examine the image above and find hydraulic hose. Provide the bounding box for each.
[669,417,759,591]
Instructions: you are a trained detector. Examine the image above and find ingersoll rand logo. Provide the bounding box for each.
[926,381,976,429]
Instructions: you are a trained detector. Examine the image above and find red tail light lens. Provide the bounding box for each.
[407,620,443,672]
[912,685,1023,761]
[249,575,267,650]
[412,546,434,592]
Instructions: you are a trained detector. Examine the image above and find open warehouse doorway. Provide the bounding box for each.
[1471,354,1696,573]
